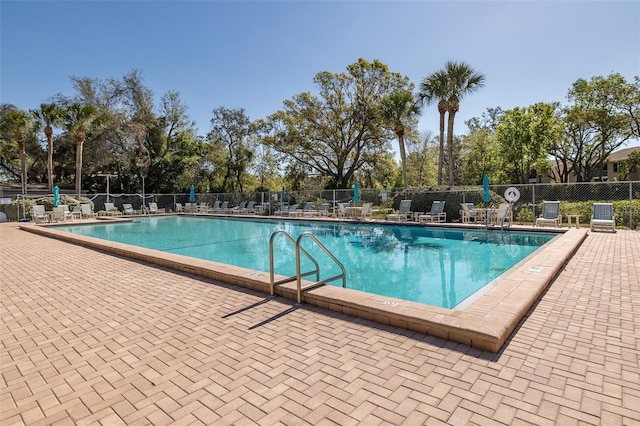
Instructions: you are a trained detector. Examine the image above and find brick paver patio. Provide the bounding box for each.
[1,222,639,425]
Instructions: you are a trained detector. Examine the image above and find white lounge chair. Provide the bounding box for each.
[590,203,616,232]
[148,202,165,214]
[283,204,299,216]
[104,202,122,216]
[197,202,208,213]
[418,201,446,223]
[387,200,413,222]
[492,203,512,229]
[535,201,562,228]
[32,205,49,223]
[230,201,247,214]
[51,205,73,222]
[80,204,97,219]
[315,203,330,217]
[293,202,313,217]
[359,202,373,220]
[122,203,135,215]
[175,203,184,213]
[336,203,348,219]
[460,202,480,223]
[244,201,256,214]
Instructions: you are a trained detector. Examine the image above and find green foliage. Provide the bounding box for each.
[555,74,637,182]
[495,102,562,184]
[515,206,534,225]
[263,58,412,189]
[558,199,640,229]
[615,149,640,180]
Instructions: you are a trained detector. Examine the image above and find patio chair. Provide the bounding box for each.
[71,205,82,220]
[590,203,616,233]
[460,203,478,223]
[175,203,184,213]
[122,203,135,215]
[230,201,247,214]
[104,202,122,216]
[315,203,330,217]
[293,202,313,217]
[387,200,412,222]
[418,201,447,223]
[492,203,512,229]
[197,202,208,213]
[535,201,562,228]
[32,205,49,223]
[51,205,73,222]
[80,204,97,219]
[244,201,256,214]
[359,202,373,220]
[282,204,299,216]
[336,203,348,219]
[148,202,165,214]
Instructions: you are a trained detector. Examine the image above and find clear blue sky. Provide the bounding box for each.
[2,0,639,146]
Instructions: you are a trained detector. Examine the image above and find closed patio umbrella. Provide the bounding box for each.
[53,186,60,207]
[353,181,359,203]
[189,185,196,202]
[482,175,491,202]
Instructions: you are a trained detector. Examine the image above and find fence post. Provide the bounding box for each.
[630,182,633,229]
[532,184,536,224]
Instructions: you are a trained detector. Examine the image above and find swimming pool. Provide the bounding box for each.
[54,216,556,309]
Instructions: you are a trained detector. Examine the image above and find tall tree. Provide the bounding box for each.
[441,61,485,186]
[31,103,63,192]
[0,107,34,194]
[406,131,438,187]
[553,74,636,182]
[419,70,449,185]
[264,58,411,188]
[422,62,485,185]
[61,103,102,199]
[495,103,563,184]
[206,107,255,193]
[380,89,421,191]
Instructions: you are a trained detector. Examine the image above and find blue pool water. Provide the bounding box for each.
[55,216,556,308]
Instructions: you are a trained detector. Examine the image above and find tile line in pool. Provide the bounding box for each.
[163,235,266,253]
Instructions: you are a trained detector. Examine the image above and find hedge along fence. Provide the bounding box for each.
[3,181,638,228]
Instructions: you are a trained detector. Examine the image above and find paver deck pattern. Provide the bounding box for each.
[1,222,639,425]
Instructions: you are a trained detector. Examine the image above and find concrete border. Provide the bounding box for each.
[19,221,587,352]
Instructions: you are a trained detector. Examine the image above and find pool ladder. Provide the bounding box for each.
[269,230,346,304]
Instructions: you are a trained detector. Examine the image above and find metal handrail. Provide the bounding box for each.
[269,230,319,296]
[295,231,346,304]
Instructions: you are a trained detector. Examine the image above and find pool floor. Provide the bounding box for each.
[20,218,587,352]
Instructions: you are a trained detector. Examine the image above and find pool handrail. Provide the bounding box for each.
[295,231,346,304]
[269,230,320,296]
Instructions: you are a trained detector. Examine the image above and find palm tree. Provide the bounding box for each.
[419,70,449,185]
[441,61,485,186]
[62,103,101,199]
[0,107,34,195]
[31,103,63,192]
[380,90,421,191]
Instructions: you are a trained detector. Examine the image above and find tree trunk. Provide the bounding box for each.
[396,122,407,191]
[45,126,53,192]
[437,103,446,186]
[19,139,27,195]
[446,110,457,186]
[75,139,84,200]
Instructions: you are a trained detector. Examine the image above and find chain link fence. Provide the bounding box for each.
[3,181,639,229]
